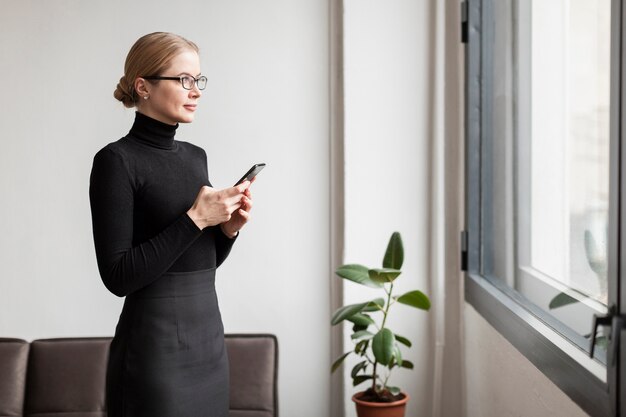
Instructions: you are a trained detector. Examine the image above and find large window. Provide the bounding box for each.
[487,0,610,361]
[465,0,621,415]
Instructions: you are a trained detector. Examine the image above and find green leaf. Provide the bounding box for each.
[336,264,383,288]
[401,360,414,369]
[352,323,369,333]
[347,313,375,327]
[331,351,351,373]
[369,268,402,284]
[351,360,368,378]
[372,328,395,365]
[362,298,385,312]
[393,344,403,367]
[353,375,373,387]
[388,386,401,396]
[549,292,578,310]
[351,330,375,341]
[383,232,404,269]
[584,230,607,275]
[594,335,608,351]
[355,340,369,355]
[397,290,431,310]
[395,334,412,347]
[331,301,369,325]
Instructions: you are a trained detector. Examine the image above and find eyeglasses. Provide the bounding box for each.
[143,75,207,90]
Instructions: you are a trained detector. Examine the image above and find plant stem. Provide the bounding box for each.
[371,282,395,393]
[380,282,394,330]
[371,361,378,392]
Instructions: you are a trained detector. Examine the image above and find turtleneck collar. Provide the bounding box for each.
[127,111,179,150]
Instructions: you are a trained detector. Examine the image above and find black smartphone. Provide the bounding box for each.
[234,163,266,186]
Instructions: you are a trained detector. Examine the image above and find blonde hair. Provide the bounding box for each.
[114,32,199,108]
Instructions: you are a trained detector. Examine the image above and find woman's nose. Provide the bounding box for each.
[190,86,202,98]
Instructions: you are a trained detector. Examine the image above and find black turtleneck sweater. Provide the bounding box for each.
[89,112,236,297]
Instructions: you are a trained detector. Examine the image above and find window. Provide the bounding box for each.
[464,0,621,415]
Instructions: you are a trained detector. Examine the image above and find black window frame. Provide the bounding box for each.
[463,0,622,416]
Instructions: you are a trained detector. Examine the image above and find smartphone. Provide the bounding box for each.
[234,163,266,186]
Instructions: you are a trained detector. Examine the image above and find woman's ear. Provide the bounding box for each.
[134,78,150,99]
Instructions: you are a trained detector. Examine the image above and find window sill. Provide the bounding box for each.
[465,271,610,417]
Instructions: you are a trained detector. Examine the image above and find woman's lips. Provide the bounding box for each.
[184,104,197,111]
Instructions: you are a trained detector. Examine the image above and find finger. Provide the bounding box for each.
[238,201,249,213]
[225,193,245,207]
[222,181,249,197]
[236,181,251,193]
[227,202,243,215]
[243,196,253,211]
[237,208,251,221]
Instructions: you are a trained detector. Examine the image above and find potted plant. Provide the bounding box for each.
[331,231,431,417]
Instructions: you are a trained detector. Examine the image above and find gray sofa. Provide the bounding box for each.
[0,334,278,417]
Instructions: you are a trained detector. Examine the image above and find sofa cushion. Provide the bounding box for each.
[23,338,111,417]
[0,338,29,417]
[226,334,278,417]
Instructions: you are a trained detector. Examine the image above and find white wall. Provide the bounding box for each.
[342,1,434,416]
[0,1,329,416]
[464,305,590,417]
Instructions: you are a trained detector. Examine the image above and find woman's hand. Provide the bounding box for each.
[220,185,254,238]
[186,181,250,231]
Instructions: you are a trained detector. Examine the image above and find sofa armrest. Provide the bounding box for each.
[226,334,278,417]
[0,338,29,417]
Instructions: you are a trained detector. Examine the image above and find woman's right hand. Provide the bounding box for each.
[186,181,250,230]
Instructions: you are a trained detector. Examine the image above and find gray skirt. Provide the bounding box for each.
[106,268,229,417]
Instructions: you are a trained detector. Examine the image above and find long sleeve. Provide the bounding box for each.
[214,226,237,268]
[89,147,203,297]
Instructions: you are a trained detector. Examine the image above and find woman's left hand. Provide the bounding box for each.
[220,186,253,238]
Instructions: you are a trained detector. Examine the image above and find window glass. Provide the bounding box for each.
[483,0,610,360]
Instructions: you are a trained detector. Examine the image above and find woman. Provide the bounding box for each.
[89,32,252,417]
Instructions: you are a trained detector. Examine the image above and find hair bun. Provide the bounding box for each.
[113,76,135,108]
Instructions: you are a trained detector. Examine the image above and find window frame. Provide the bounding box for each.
[463,0,621,416]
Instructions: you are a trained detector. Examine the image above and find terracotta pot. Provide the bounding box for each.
[352,391,410,417]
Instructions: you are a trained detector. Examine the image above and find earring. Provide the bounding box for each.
[143,96,149,100]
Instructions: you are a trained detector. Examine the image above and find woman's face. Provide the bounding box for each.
[138,50,202,125]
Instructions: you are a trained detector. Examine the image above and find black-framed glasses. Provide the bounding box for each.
[143,75,207,90]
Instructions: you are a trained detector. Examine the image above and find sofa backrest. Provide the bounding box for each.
[25,338,110,417]
[0,334,278,417]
